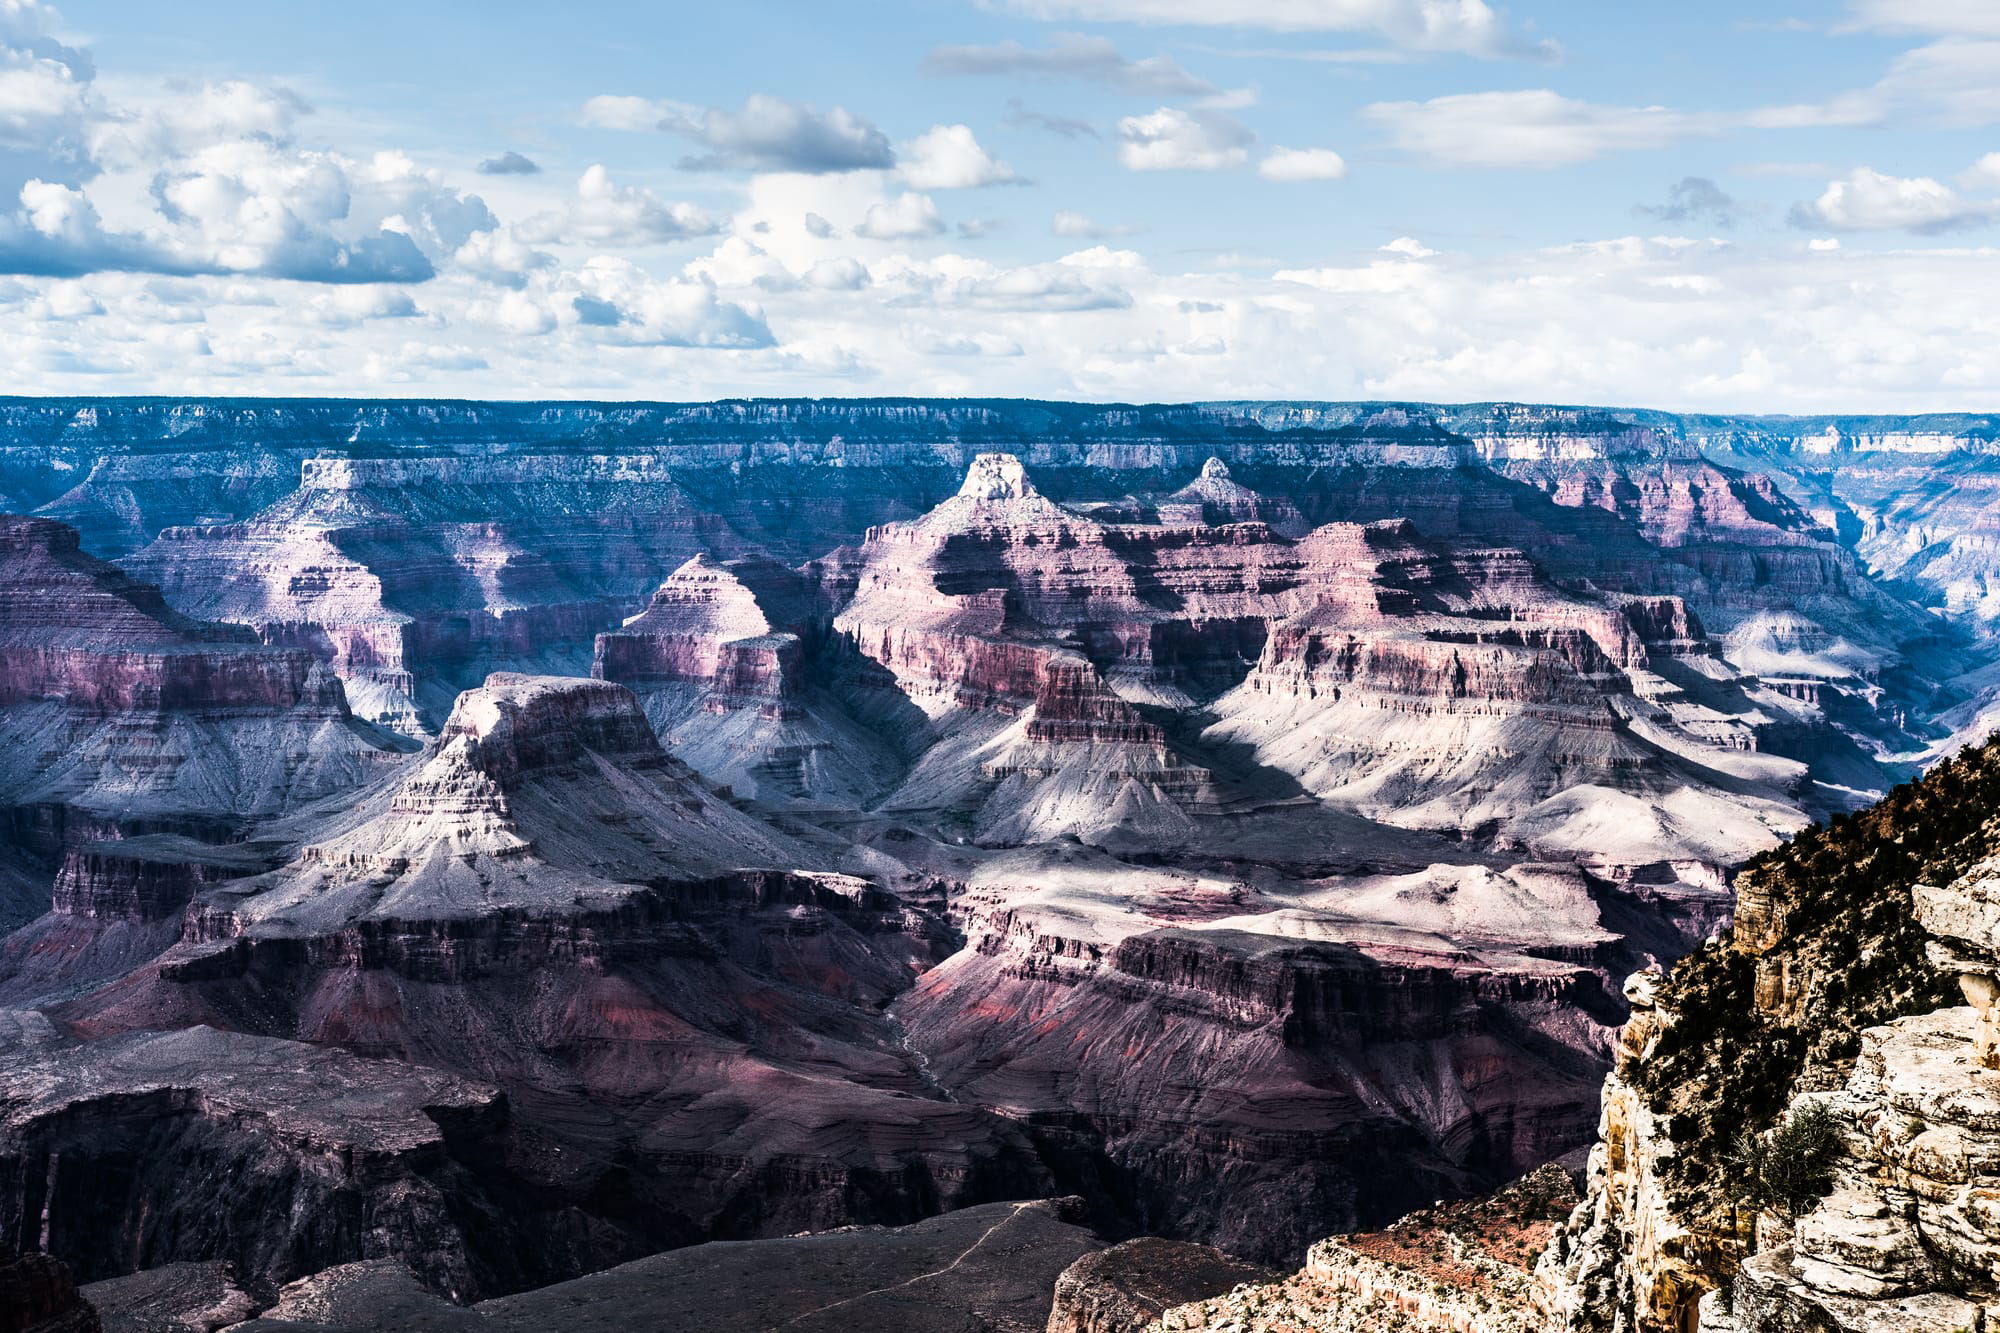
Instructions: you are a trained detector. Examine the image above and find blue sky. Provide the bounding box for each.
[6,1,2000,409]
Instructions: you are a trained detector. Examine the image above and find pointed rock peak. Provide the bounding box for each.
[670,553,727,578]
[958,453,1038,502]
[1200,457,1231,481]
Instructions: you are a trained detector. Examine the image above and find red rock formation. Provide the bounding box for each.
[24,675,1048,1291]
[0,515,403,822]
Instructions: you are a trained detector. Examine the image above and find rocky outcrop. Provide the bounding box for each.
[0,516,404,822]
[1155,458,1309,535]
[79,1261,261,1333]
[591,555,899,806]
[1146,1163,1578,1332]
[1537,734,2000,1331]
[120,457,750,735]
[0,1014,515,1298]
[0,1248,101,1333]
[1046,1238,1276,1333]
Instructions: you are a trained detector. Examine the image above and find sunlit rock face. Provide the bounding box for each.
[0,515,402,824]
[1538,736,2000,1333]
[813,456,1810,870]
[1,398,1997,1311]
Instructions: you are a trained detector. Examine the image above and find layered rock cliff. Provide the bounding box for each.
[0,515,403,823]
[890,838,1709,1264]
[818,454,1821,868]
[5,675,1047,1295]
[1537,734,2000,1331]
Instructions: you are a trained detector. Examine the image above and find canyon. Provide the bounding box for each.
[0,397,1996,1327]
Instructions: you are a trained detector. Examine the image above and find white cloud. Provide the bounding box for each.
[1116,106,1253,170]
[0,0,93,187]
[1964,152,2000,189]
[991,0,1556,59]
[1844,1,2000,37]
[805,255,870,289]
[567,260,773,347]
[516,165,721,246]
[856,192,946,240]
[1258,146,1347,181]
[899,124,1019,189]
[579,95,670,131]
[923,35,1217,96]
[1366,90,1714,168]
[587,93,895,173]
[1381,236,1435,257]
[1789,166,1991,232]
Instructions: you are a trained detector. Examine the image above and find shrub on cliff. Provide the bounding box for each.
[1634,734,2000,1213]
[1726,1100,1840,1216]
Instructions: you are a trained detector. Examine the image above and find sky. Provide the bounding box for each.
[5,0,2000,410]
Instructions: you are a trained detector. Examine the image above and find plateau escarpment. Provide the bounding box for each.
[10,674,1045,1296]
[0,397,1995,1319]
[0,515,402,824]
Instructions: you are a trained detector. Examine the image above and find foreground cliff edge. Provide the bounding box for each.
[1115,733,2000,1332]
[1533,729,2000,1331]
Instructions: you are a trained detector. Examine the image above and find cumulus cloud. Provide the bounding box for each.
[1637,176,1744,227]
[856,192,946,240]
[516,165,721,246]
[586,93,894,173]
[989,0,1557,60]
[0,149,446,284]
[1116,107,1253,170]
[924,35,1217,96]
[477,151,540,175]
[0,0,94,190]
[1366,90,1714,168]
[804,255,869,289]
[899,124,1019,189]
[1258,146,1347,181]
[0,30,495,288]
[568,261,774,347]
[1788,166,1992,232]
[1843,1,2000,37]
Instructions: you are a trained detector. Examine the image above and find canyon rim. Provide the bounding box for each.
[7,4,2000,1332]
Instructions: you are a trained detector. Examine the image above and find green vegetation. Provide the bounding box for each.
[1634,735,2000,1213]
[1725,1100,1841,1216]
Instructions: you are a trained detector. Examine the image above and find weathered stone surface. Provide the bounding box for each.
[80,1261,261,1332]
[0,1247,101,1333]
[1148,1163,1577,1332]
[0,516,403,820]
[1539,736,2000,1331]
[1046,1238,1275,1333]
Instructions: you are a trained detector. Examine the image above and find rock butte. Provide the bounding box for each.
[0,397,1995,1325]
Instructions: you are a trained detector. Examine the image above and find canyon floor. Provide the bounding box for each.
[2,398,1998,1329]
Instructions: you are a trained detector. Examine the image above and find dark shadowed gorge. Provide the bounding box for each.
[1,397,1997,1330]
